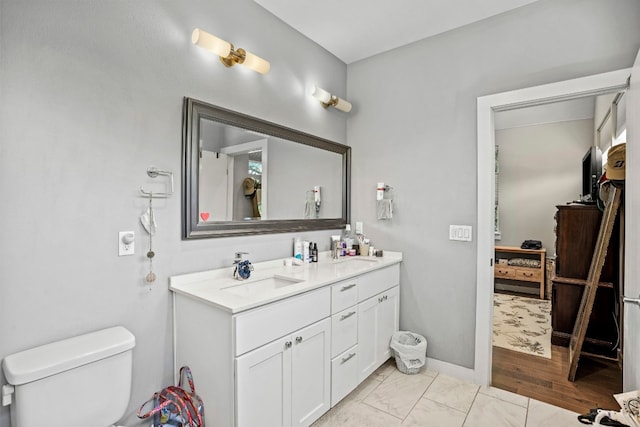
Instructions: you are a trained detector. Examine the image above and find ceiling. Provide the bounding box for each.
[254,0,541,64]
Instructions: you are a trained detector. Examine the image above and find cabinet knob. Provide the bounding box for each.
[295,336,303,344]
[284,341,292,349]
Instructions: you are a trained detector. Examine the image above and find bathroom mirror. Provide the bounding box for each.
[183,97,351,239]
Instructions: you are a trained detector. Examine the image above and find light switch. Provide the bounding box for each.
[449,225,472,242]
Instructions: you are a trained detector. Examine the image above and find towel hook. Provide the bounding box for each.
[140,167,174,198]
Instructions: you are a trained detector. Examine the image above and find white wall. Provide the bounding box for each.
[0,1,346,425]
[346,0,640,368]
[496,119,594,254]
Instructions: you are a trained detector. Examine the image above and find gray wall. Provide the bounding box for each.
[0,1,346,425]
[347,0,640,368]
[496,119,594,254]
[269,138,343,219]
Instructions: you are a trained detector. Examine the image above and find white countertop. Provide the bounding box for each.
[169,251,403,314]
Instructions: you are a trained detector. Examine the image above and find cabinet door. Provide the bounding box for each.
[291,318,331,427]
[357,293,380,382]
[377,286,399,363]
[357,287,400,382]
[236,336,293,427]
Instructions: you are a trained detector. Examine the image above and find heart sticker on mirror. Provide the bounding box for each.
[200,212,210,221]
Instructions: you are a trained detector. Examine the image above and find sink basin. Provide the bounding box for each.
[221,275,304,297]
[332,257,381,274]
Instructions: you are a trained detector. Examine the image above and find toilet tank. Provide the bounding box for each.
[2,326,135,427]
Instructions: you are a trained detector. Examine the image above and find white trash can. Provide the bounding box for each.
[390,331,427,374]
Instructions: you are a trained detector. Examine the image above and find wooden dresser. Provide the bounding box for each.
[551,204,620,358]
[494,246,546,299]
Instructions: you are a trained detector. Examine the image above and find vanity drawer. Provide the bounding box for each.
[234,287,330,356]
[331,279,358,314]
[331,306,358,358]
[331,345,359,407]
[358,265,400,303]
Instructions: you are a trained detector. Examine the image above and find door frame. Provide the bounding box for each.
[474,68,631,386]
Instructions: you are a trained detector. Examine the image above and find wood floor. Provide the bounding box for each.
[492,344,622,414]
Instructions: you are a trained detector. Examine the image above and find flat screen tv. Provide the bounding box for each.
[582,146,602,202]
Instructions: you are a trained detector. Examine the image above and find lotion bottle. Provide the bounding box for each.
[303,241,310,263]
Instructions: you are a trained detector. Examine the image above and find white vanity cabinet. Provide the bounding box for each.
[171,254,402,427]
[236,317,330,427]
[329,266,400,405]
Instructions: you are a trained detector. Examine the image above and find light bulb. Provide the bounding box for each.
[191,28,232,58]
[334,97,352,113]
[242,50,270,74]
[311,85,332,104]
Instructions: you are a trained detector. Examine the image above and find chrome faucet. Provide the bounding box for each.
[234,252,248,265]
[233,252,253,280]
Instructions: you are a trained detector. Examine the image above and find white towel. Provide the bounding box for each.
[377,199,393,220]
[304,200,316,219]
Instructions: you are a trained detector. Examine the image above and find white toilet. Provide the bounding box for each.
[2,326,135,427]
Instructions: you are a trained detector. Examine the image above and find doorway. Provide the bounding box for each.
[488,95,626,411]
[474,69,632,394]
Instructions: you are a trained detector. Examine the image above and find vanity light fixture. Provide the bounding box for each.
[191,28,270,75]
[311,85,352,113]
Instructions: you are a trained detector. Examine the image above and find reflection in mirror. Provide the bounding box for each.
[183,97,350,239]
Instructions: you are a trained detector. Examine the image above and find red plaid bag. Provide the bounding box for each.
[137,366,205,427]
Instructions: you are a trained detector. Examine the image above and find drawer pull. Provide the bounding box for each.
[295,336,303,344]
[523,272,534,277]
[341,352,356,364]
[341,284,356,292]
[340,311,356,321]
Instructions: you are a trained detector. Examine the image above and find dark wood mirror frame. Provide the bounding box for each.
[182,97,351,239]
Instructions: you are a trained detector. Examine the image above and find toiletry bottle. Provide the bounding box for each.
[294,237,303,260]
[312,243,318,262]
[303,241,310,263]
[341,224,355,254]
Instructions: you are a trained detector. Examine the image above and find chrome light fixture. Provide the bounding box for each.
[191,28,270,75]
[311,85,352,113]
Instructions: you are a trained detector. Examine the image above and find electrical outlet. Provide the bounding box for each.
[119,231,135,256]
[449,225,472,242]
[355,221,364,235]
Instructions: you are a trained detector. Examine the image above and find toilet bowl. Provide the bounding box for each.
[2,326,135,427]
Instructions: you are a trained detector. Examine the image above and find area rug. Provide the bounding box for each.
[493,293,552,359]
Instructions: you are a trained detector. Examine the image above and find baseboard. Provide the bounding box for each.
[424,357,476,383]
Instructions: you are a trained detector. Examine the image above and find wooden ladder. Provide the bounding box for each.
[568,184,622,381]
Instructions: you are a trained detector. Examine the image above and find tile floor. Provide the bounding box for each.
[312,359,585,426]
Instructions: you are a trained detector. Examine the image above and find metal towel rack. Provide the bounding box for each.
[140,167,174,198]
